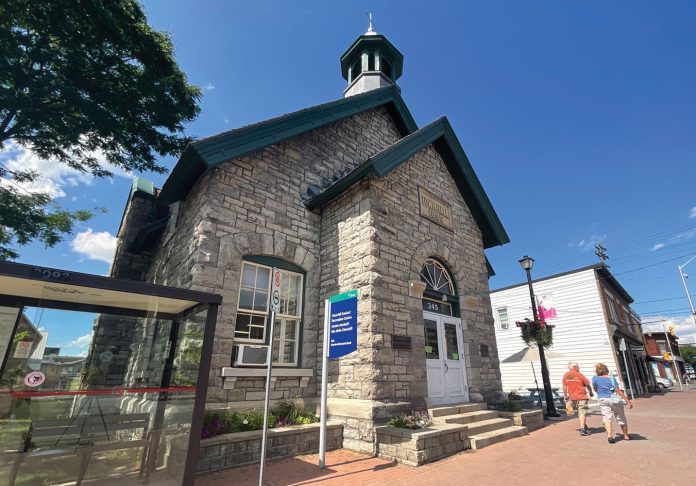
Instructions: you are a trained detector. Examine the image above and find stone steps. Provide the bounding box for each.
[428,403,487,418]
[436,410,499,425]
[469,425,528,450]
[464,417,514,436]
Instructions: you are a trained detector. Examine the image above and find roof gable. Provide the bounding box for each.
[158,86,417,205]
[305,117,509,249]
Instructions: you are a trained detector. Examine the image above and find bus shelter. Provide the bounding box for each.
[0,261,221,485]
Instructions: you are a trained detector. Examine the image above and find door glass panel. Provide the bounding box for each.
[424,319,439,359]
[444,323,459,360]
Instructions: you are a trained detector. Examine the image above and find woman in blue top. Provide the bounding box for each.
[592,363,633,444]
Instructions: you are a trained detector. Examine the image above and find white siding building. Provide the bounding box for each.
[490,264,652,396]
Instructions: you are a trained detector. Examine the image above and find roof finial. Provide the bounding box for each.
[366,12,377,35]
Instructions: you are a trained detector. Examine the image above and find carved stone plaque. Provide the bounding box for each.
[418,187,453,230]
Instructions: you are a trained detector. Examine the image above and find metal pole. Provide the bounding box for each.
[620,349,635,400]
[259,309,276,486]
[319,299,330,468]
[525,268,560,417]
[677,263,696,327]
[663,323,684,390]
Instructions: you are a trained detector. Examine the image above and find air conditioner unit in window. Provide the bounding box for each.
[233,344,269,366]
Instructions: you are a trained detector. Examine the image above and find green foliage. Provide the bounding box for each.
[387,411,433,430]
[681,344,696,364]
[173,327,203,387]
[272,400,319,426]
[201,409,278,439]
[502,399,523,412]
[516,318,554,349]
[0,366,25,390]
[0,0,201,258]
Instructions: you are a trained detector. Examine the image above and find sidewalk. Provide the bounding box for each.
[197,390,695,486]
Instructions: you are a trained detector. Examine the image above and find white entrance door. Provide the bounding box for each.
[424,312,468,405]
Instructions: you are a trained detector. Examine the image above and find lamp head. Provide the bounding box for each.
[519,256,535,271]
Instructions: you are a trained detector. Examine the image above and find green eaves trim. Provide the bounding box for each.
[158,85,417,205]
[306,117,510,249]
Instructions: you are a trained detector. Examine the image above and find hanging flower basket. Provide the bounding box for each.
[515,318,554,349]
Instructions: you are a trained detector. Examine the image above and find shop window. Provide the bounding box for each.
[657,341,668,354]
[496,307,510,330]
[234,261,303,366]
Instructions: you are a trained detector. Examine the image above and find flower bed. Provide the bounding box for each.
[375,423,469,466]
[387,411,433,430]
[197,422,342,472]
[201,401,318,439]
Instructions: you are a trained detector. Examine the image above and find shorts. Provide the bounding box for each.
[571,399,589,418]
[598,398,627,426]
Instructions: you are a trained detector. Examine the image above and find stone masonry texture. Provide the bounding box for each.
[111,103,504,453]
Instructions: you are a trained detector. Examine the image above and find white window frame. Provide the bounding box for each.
[234,261,303,367]
[496,307,510,330]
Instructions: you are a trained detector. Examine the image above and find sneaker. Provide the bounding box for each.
[608,437,615,444]
[583,425,589,433]
[580,429,589,436]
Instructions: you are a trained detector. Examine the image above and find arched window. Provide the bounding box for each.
[420,258,455,295]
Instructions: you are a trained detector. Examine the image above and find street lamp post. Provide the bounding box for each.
[519,256,560,417]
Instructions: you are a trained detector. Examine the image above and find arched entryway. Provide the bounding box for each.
[420,258,469,405]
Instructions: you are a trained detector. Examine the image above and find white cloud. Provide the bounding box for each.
[71,229,117,264]
[63,331,93,356]
[649,243,666,252]
[643,315,696,345]
[202,82,216,92]
[570,234,606,252]
[689,207,696,219]
[0,142,131,199]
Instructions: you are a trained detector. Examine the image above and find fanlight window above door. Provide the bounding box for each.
[420,258,455,295]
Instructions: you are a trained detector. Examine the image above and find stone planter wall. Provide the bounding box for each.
[499,409,544,432]
[197,422,342,473]
[375,424,469,466]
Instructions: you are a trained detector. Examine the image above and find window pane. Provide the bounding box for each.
[239,289,254,310]
[256,266,270,290]
[234,313,251,337]
[253,291,268,312]
[282,342,295,363]
[424,319,439,359]
[285,320,297,340]
[241,263,257,287]
[249,325,264,340]
[444,323,459,360]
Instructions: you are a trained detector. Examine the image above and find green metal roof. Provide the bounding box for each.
[158,86,417,205]
[305,117,510,249]
[340,34,404,81]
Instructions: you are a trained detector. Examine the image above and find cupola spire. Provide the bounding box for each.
[340,18,404,97]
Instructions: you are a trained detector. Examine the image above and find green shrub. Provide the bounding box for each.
[273,400,319,426]
[502,399,523,412]
[201,409,276,439]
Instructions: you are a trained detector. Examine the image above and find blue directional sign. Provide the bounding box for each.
[328,290,358,359]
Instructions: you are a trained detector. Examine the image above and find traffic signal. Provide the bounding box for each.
[663,352,671,361]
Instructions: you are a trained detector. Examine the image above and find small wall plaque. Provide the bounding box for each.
[392,335,412,350]
[418,187,453,230]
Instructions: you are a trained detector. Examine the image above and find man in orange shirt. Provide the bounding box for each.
[562,362,594,436]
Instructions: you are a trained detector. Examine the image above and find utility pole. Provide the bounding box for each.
[677,256,696,328]
[595,243,609,267]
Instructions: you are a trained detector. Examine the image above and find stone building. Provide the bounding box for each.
[109,26,510,452]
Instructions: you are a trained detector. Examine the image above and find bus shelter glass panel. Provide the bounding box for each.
[0,302,209,486]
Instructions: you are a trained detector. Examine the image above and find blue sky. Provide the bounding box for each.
[3,1,696,346]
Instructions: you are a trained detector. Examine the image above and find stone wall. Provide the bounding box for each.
[375,424,469,466]
[499,409,544,432]
[368,144,503,403]
[196,423,342,473]
[139,106,404,409]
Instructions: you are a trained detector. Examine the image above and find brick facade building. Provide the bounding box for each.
[108,27,509,452]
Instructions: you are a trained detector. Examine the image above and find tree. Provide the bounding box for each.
[0,0,201,259]
[681,344,696,364]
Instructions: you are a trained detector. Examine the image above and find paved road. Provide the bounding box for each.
[197,390,695,486]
